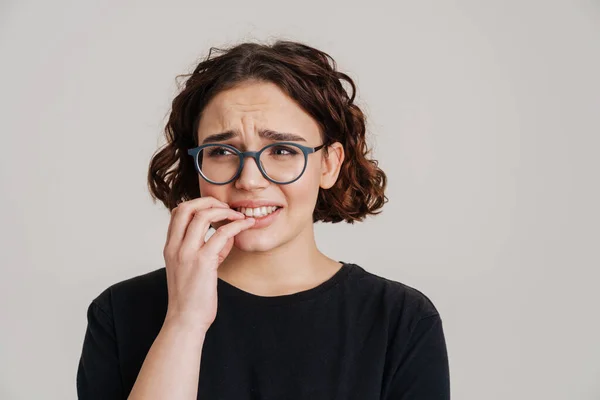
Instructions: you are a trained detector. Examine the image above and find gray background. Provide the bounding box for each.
[1,0,599,399]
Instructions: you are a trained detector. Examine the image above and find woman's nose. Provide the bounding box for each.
[234,156,269,191]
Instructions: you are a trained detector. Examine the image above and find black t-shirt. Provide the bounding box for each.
[76,262,450,399]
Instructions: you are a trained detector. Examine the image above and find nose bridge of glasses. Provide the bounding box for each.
[238,151,266,179]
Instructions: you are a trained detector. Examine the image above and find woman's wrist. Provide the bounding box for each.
[163,312,211,336]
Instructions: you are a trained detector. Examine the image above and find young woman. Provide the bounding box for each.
[77,40,450,399]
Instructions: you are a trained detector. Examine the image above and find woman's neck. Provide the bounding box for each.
[217,225,342,297]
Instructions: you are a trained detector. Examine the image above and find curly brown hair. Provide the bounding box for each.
[147,39,387,223]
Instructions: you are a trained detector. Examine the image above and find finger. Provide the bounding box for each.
[201,217,256,256]
[166,207,179,241]
[166,197,229,248]
[180,208,246,254]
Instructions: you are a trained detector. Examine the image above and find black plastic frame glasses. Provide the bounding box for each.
[187,141,327,185]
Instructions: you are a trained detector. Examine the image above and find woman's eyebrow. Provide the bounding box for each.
[201,128,307,144]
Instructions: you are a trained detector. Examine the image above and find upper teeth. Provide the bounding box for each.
[235,206,280,217]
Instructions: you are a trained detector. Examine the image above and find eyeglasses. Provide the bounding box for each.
[187,142,327,185]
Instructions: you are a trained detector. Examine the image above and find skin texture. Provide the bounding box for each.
[196,80,346,296]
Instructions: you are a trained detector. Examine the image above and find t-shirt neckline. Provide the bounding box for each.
[217,261,354,306]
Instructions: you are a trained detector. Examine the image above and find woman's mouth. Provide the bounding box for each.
[233,206,283,229]
[234,206,281,218]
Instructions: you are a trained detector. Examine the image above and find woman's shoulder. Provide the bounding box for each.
[347,262,441,320]
[88,267,168,316]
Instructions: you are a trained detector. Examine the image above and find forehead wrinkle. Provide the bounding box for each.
[197,82,320,145]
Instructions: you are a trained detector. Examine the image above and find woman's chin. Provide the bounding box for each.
[233,231,279,252]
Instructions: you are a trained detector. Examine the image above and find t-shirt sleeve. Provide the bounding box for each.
[76,298,124,399]
[384,313,451,399]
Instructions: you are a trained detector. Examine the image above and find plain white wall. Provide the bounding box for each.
[1,0,599,399]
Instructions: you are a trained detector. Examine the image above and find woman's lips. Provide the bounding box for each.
[235,206,281,218]
[242,206,283,229]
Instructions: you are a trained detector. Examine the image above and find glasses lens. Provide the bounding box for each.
[198,145,240,183]
[259,143,305,183]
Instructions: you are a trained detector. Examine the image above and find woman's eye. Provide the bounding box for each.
[271,146,298,156]
[207,147,234,156]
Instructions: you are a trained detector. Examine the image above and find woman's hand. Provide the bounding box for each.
[162,196,255,331]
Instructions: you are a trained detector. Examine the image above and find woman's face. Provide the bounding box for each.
[196,80,344,252]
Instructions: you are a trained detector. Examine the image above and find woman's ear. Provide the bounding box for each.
[320,142,345,189]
